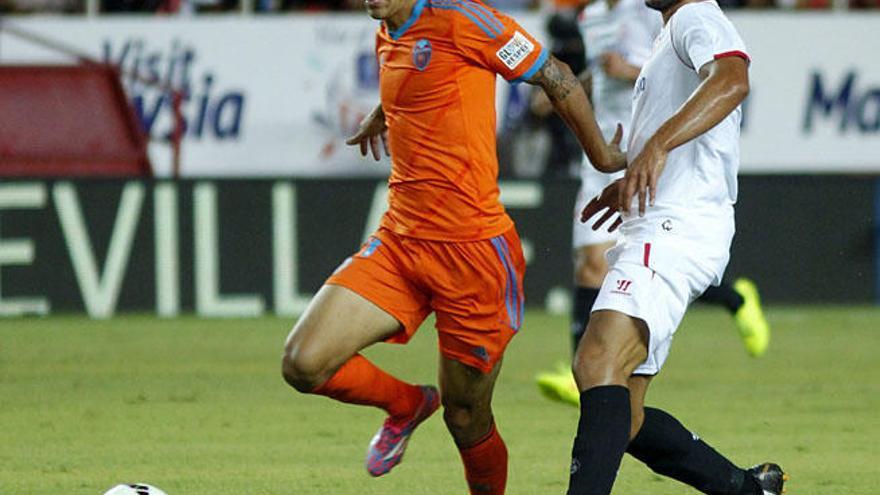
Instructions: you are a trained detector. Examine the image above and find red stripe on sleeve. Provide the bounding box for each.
[643,242,652,267]
[714,50,751,64]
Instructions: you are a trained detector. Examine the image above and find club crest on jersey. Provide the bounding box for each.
[412,39,432,71]
[634,76,647,99]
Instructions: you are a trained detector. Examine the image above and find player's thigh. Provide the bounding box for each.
[574,241,615,287]
[285,231,430,372]
[574,309,649,388]
[284,284,401,372]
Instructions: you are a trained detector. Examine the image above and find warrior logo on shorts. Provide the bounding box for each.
[613,279,633,295]
[413,39,432,71]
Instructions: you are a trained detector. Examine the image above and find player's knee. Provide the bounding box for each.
[442,401,474,431]
[572,336,625,387]
[573,336,612,370]
[441,400,491,443]
[574,314,648,387]
[280,345,330,393]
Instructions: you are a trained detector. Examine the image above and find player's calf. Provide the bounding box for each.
[456,421,508,495]
[439,357,508,493]
[567,313,652,494]
[627,408,785,495]
[443,397,509,495]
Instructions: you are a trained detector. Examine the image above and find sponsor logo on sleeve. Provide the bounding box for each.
[496,31,534,70]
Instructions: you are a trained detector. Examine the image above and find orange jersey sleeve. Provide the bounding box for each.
[445,0,549,82]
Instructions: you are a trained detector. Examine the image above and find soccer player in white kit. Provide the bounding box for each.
[565,1,786,494]
[536,0,771,408]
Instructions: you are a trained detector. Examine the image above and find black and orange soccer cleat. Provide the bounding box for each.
[747,462,789,495]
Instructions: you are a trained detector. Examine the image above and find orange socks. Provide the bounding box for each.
[458,422,508,494]
[315,355,507,494]
[312,354,423,419]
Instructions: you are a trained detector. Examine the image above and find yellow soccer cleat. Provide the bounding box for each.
[535,363,580,407]
[733,278,771,358]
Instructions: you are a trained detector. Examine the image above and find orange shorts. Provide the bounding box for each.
[326,227,526,373]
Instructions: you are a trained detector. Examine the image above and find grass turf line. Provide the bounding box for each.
[0,307,877,494]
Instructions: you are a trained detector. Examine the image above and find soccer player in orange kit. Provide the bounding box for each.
[280,0,624,492]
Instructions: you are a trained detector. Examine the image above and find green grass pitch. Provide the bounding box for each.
[2,306,878,494]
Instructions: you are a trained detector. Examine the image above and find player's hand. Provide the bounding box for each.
[600,52,636,81]
[603,123,627,172]
[619,139,667,217]
[345,105,389,161]
[580,178,624,233]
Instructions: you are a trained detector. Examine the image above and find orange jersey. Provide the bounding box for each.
[375,0,548,241]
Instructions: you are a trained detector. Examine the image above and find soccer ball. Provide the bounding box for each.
[102,484,168,495]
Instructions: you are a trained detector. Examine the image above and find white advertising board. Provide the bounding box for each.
[1,12,879,175]
[1,15,391,177]
[735,13,880,172]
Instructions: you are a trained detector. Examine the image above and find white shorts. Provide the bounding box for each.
[592,239,729,375]
[573,164,625,249]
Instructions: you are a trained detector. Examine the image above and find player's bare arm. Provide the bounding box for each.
[578,68,594,104]
[530,68,592,118]
[621,56,749,216]
[345,104,389,161]
[526,55,626,173]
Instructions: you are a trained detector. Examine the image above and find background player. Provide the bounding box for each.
[534,0,771,407]
[565,0,786,493]
[280,0,622,493]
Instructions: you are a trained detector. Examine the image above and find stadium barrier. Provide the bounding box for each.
[0,177,875,318]
[0,64,151,176]
[1,13,879,177]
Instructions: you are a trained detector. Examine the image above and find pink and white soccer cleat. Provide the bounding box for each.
[365,385,440,477]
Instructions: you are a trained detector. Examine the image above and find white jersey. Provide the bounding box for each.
[573,0,660,249]
[621,0,749,281]
[579,0,662,142]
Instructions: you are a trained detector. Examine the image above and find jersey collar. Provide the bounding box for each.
[387,0,428,40]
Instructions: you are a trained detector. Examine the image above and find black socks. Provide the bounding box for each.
[699,283,745,315]
[567,385,631,495]
[567,396,762,494]
[571,287,601,355]
[627,407,761,495]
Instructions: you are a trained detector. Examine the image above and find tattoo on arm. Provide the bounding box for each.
[528,56,578,103]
